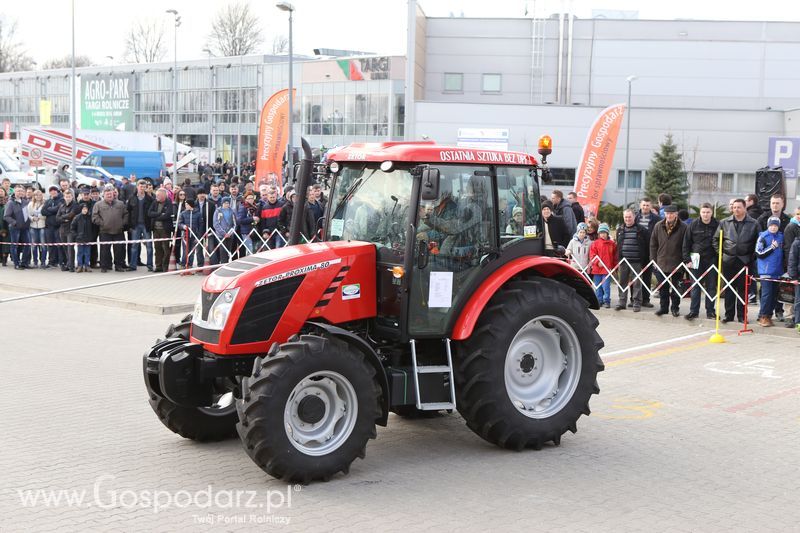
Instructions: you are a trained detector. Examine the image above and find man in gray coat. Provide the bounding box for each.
[92,186,131,272]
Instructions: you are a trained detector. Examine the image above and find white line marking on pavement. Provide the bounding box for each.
[602,330,710,357]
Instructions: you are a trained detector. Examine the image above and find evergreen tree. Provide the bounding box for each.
[644,133,689,209]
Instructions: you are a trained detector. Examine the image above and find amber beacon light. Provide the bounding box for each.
[537,135,553,157]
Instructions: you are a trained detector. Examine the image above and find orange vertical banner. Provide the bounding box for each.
[573,103,626,218]
[255,88,295,192]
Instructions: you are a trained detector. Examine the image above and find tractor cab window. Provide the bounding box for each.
[328,165,414,261]
[409,166,496,336]
[497,166,541,247]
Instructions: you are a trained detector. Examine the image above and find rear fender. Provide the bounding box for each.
[451,256,599,340]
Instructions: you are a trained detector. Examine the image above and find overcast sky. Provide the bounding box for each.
[4,0,800,66]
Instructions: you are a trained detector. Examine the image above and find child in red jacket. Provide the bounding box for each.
[589,223,618,307]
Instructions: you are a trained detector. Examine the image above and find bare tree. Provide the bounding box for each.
[0,18,34,73]
[207,2,264,56]
[42,55,95,69]
[124,19,167,63]
[272,35,288,55]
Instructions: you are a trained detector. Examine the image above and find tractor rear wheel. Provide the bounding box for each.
[236,334,382,483]
[145,316,239,442]
[454,278,604,450]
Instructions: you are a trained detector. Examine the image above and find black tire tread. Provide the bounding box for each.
[236,334,382,483]
[455,278,604,450]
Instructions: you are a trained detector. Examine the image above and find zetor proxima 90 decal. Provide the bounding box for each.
[144,137,603,484]
[254,259,342,287]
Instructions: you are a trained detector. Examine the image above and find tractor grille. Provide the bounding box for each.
[230,276,305,345]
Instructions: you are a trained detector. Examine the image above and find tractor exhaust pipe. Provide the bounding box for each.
[288,137,313,246]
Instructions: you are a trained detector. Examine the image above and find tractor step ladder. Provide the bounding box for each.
[409,339,457,411]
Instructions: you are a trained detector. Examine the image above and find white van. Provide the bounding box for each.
[0,151,30,185]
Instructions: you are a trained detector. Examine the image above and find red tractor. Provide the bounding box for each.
[144,137,603,483]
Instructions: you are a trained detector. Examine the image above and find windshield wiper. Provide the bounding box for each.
[331,168,378,219]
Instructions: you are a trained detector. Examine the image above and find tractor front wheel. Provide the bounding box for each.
[455,278,604,450]
[145,316,239,442]
[236,334,382,483]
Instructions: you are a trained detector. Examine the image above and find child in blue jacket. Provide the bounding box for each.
[755,217,784,327]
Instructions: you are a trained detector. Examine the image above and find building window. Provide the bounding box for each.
[443,73,463,93]
[691,172,718,192]
[736,172,755,194]
[617,169,642,190]
[548,167,575,187]
[482,73,502,93]
[720,173,734,193]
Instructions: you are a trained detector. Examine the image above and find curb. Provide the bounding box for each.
[593,306,799,340]
[0,282,194,315]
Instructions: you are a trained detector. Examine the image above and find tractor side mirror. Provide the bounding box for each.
[421,168,440,201]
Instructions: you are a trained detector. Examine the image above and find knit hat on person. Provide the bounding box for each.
[767,216,781,227]
[598,223,610,234]
[573,222,588,241]
[512,206,523,216]
[541,200,554,210]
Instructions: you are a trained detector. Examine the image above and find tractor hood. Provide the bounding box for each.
[193,241,378,356]
[202,241,371,293]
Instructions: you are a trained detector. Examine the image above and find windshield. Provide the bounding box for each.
[328,165,414,254]
[0,152,22,172]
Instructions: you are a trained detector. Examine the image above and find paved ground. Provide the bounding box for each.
[0,286,798,532]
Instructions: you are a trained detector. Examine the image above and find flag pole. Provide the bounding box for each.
[709,229,726,344]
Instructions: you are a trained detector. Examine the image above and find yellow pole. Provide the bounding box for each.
[709,229,726,343]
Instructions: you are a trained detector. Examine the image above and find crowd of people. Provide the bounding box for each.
[549,190,800,332]
[0,173,327,275]
[2,174,798,333]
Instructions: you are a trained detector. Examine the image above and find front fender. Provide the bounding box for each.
[451,256,598,340]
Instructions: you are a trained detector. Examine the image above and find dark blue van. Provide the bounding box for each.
[83,150,167,180]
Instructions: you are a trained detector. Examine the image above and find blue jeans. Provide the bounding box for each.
[129,224,153,269]
[758,278,777,318]
[76,244,91,267]
[593,274,612,304]
[30,227,47,265]
[9,227,31,267]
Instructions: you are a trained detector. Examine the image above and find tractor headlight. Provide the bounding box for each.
[207,288,239,330]
[192,288,240,332]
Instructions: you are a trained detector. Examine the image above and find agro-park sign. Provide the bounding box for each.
[81,74,133,131]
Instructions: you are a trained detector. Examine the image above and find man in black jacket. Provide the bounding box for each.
[148,188,174,272]
[745,194,762,220]
[634,197,661,308]
[712,199,760,323]
[3,187,31,269]
[567,191,586,225]
[682,203,719,320]
[127,179,154,271]
[42,185,64,268]
[549,190,577,235]
[56,189,81,271]
[615,209,648,311]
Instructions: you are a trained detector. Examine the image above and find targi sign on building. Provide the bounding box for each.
[80,74,133,131]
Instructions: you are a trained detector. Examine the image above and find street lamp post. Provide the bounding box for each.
[277,2,294,184]
[166,9,181,179]
[237,50,243,177]
[624,75,638,209]
[70,0,77,178]
[203,48,214,168]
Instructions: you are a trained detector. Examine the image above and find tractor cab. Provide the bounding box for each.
[324,141,547,342]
